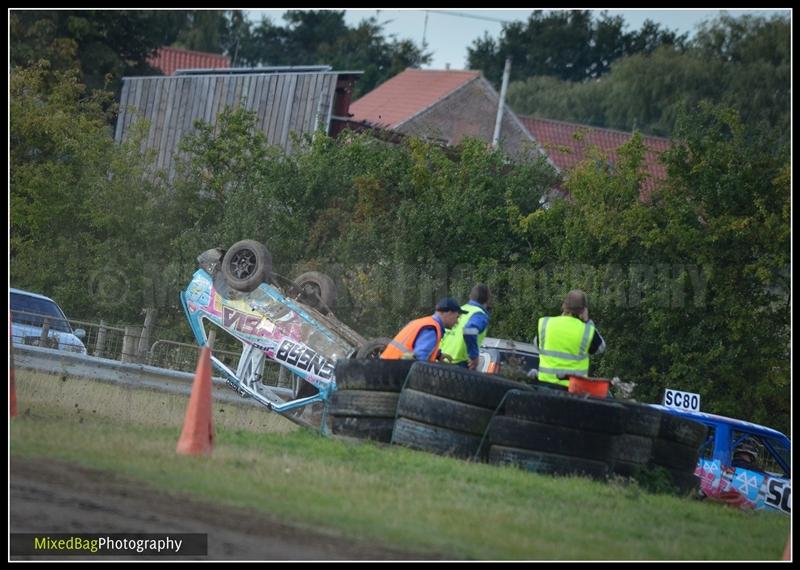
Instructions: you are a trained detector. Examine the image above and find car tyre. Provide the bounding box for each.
[221,240,272,292]
[293,271,336,313]
[355,337,392,359]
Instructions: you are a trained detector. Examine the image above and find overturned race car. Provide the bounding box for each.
[181,240,388,425]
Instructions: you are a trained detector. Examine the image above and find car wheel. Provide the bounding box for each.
[356,337,392,359]
[293,271,336,313]
[221,240,272,292]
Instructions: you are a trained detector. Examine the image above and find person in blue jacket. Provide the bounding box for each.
[439,284,491,369]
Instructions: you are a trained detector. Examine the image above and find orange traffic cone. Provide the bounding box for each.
[10,313,17,418]
[783,532,791,560]
[176,332,215,456]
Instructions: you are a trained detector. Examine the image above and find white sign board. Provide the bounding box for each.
[663,388,701,412]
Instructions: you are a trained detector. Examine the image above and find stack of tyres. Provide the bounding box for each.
[614,402,708,493]
[484,392,707,495]
[486,390,649,478]
[391,362,533,459]
[329,359,414,442]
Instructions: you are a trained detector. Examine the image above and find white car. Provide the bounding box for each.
[10,288,87,354]
[478,337,539,379]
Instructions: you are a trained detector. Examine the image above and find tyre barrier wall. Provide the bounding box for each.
[329,359,415,442]
[330,360,708,495]
[487,391,707,493]
[392,363,534,459]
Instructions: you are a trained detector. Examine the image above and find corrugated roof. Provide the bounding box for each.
[147,47,230,76]
[520,116,671,199]
[349,68,480,128]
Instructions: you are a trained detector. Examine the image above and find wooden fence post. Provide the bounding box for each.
[39,318,52,349]
[121,326,142,363]
[94,319,107,358]
[137,308,157,361]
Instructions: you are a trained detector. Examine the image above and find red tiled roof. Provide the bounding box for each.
[147,47,230,76]
[520,116,671,199]
[349,69,480,128]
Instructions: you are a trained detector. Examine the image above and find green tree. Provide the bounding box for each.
[600,46,725,136]
[647,104,790,428]
[692,13,790,134]
[507,103,789,432]
[11,61,176,323]
[468,10,686,86]
[236,10,430,97]
[171,10,248,58]
[506,75,608,127]
[504,12,789,139]
[10,10,180,93]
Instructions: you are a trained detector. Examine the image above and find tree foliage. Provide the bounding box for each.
[10,10,182,93]
[504,12,789,138]
[507,107,789,431]
[468,10,686,86]
[10,62,174,323]
[237,10,431,97]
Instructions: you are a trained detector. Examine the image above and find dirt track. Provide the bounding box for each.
[10,456,433,561]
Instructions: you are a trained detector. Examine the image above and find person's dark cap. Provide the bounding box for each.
[436,297,468,314]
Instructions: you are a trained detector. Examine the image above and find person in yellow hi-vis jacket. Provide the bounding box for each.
[530,289,606,390]
[439,284,491,370]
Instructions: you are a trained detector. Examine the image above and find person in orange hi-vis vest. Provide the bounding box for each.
[380,297,466,362]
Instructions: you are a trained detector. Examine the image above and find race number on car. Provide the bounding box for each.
[663,388,701,412]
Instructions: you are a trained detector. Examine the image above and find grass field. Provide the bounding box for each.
[11,370,790,560]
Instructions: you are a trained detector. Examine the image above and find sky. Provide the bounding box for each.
[247,8,790,71]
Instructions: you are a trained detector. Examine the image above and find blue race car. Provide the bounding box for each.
[650,394,790,515]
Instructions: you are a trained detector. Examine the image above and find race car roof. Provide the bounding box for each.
[647,404,790,445]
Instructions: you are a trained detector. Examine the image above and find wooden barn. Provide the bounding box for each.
[114,65,361,179]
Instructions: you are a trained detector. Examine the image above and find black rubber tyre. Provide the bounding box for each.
[334,359,414,392]
[610,434,653,465]
[488,445,610,479]
[395,389,495,435]
[502,390,629,434]
[619,402,663,438]
[487,416,619,462]
[391,417,483,458]
[329,390,399,417]
[406,362,532,408]
[651,438,702,471]
[356,337,392,359]
[330,416,394,442]
[221,240,272,292]
[294,271,336,313]
[658,414,708,448]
